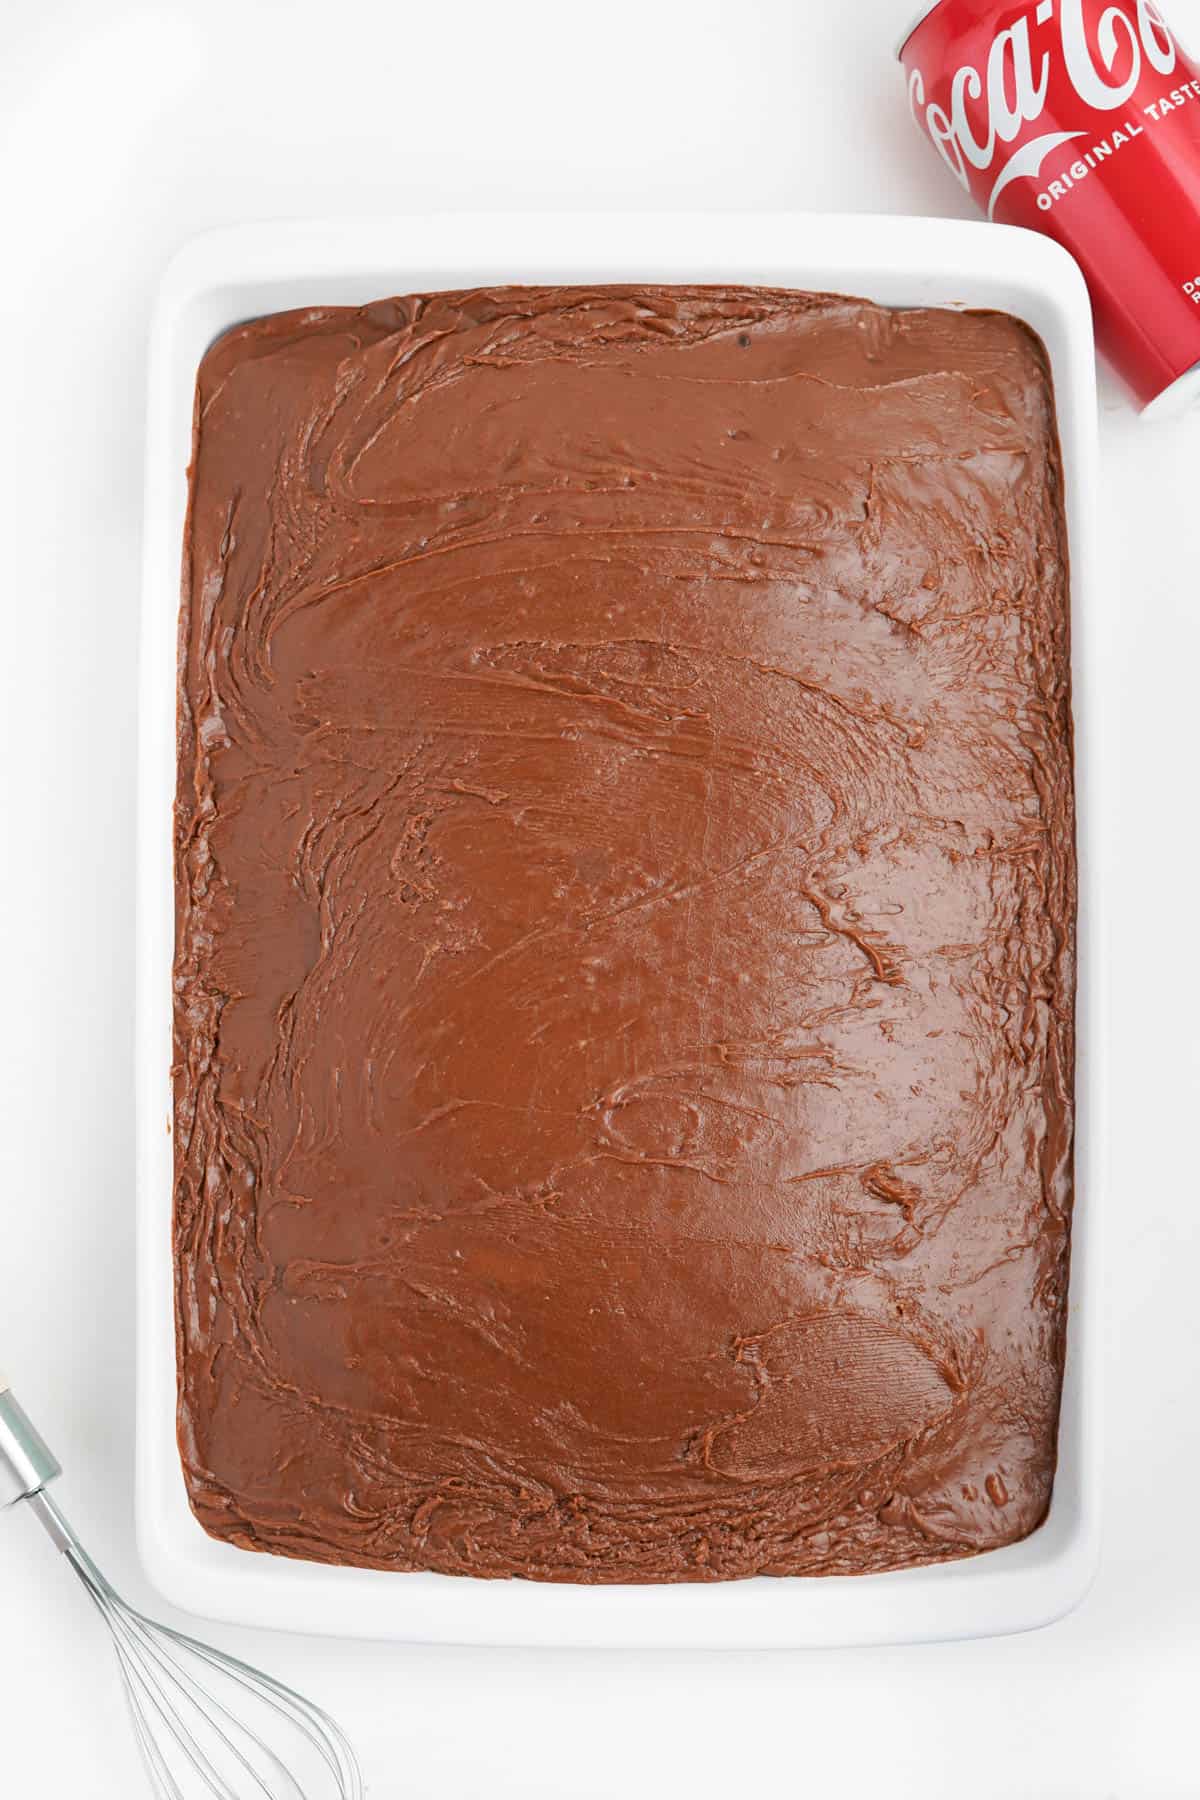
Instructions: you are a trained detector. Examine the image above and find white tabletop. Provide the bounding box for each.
[2,2,1197,1794]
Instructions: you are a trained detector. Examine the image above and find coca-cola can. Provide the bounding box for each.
[899,0,1200,412]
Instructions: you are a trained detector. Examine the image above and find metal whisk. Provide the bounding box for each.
[1,1376,363,1800]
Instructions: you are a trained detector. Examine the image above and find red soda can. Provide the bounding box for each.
[899,0,1200,411]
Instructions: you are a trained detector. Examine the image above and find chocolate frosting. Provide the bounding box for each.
[175,286,1075,1583]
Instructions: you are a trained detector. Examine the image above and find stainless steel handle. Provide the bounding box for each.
[0,1381,61,1508]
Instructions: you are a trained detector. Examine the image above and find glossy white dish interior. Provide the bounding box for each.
[137,213,1105,1648]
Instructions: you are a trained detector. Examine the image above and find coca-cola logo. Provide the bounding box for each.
[908,0,1179,217]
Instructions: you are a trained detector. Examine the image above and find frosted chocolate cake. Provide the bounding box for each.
[174,286,1076,1582]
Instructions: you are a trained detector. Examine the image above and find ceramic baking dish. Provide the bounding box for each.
[136,213,1105,1648]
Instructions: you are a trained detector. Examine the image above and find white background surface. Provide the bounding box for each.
[1,1,1197,1795]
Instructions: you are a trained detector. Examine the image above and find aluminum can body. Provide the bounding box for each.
[901,0,1200,408]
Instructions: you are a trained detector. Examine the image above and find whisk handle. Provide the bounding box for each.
[0,1378,62,1508]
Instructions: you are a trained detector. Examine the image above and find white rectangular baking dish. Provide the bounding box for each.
[137,213,1105,1648]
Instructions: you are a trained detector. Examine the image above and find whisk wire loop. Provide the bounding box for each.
[21,1486,363,1800]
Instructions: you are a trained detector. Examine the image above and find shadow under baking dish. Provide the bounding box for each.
[136,212,1105,1649]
